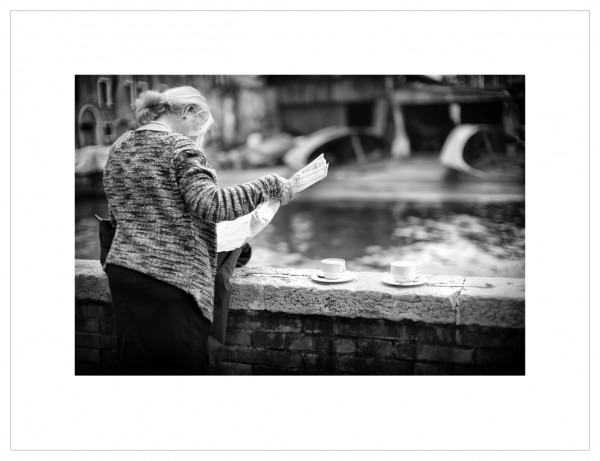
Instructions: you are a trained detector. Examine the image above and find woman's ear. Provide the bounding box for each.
[182,105,195,119]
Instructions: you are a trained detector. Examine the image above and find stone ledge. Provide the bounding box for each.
[75,260,525,328]
[76,259,111,303]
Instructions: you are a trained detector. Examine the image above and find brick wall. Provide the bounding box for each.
[219,310,524,375]
[75,260,525,375]
[75,300,524,375]
[75,300,118,375]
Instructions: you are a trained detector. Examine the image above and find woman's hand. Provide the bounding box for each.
[278,177,294,206]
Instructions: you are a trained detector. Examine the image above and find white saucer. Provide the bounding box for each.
[381,273,427,287]
[311,271,356,283]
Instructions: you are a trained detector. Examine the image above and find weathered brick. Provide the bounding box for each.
[75,348,101,363]
[101,350,118,366]
[338,356,368,373]
[289,336,331,354]
[296,334,332,355]
[413,324,455,345]
[75,333,116,350]
[416,345,474,365]
[76,301,112,319]
[456,326,525,349]
[218,362,252,375]
[99,319,115,335]
[229,311,262,330]
[356,339,393,358]
[375,359,413,375]
[261,315,302,333]
[366,320,412,340]
[302,353,336,372]
[318,338,333,354]
[334,338,356,354]
[474,348,525,370]
[221,346,238,363]
[336,318,412,340]
[334,317,364,337]
[379,322,414,341]
[75,318,100,333]
[302,316,334,335]
[414,362,454,375]
[362,320,390,338]
[392,343,417,361]
[287,335,320,352]
[236,348,304,368]
[226,329,252,347]
[339,357,413,375]
[303,353,319,369]
[336,318,384,337]
[252,331,285,349]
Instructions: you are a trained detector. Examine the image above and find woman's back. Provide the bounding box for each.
[104,129,218,320]
[104,128,285,322]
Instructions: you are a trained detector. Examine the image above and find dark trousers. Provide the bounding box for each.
[106,264,211,375]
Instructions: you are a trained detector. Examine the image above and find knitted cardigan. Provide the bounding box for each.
[103,130,284,322]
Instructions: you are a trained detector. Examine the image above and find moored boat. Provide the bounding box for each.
[439,124,524,181]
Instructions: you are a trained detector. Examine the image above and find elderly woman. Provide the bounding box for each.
[103,86,292,375]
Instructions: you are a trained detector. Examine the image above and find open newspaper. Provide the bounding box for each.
[217,154,329,252]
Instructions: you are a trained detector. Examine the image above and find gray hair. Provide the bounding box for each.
[135,86,214,137]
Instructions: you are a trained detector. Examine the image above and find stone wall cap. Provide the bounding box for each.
[75,260,525,328]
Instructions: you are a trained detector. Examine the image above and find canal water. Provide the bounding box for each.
[76,198,524,278]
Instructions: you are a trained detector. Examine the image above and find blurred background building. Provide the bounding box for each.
[75,75,275,150]
[75,74,524,154]
[265,75,523,153]
[75,75,525,279]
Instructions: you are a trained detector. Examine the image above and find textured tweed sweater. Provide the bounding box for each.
[103,130,284,322]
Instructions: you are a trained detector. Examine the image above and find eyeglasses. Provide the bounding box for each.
[182,106,205,118]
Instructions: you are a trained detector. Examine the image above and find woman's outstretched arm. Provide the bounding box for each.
[173,135,288,223]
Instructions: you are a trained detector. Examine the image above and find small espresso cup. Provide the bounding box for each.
[390,261,420,283]
[321,258,346,279]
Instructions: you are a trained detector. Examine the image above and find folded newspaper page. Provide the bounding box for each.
[217,154,328,252]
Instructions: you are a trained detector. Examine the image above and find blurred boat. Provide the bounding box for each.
[283,126,387,170]
[75,145,110,197]
[439,124,524,181]
[75,145,110,175]
[244,132,296,167]
[209,132,296,169]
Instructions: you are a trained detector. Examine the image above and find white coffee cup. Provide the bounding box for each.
[391,261,421,283]
[321,258,346,279]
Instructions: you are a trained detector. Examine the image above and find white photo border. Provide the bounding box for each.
[9,6,591,455]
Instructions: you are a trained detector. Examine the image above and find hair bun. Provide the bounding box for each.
[135,90,168,124]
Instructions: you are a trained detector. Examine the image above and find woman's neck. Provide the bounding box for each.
[136,117,173,133]
[153,116,174,131]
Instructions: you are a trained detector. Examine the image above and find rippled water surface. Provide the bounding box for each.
[76,198,524,278]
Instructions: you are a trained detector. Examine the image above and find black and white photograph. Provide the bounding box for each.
[75,74,526,376]
[7,4,594,456]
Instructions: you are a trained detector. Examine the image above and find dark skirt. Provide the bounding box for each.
[106,264,211,375]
